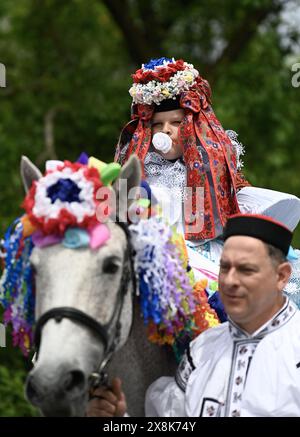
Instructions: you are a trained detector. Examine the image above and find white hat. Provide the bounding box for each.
[237,186,300,231]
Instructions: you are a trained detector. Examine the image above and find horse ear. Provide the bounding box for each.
[113,155,141,217]
[117,155,141,190]
[20,156,42,193]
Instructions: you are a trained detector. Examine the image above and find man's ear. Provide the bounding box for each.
[20,156,42,193]
[113,155,142,220]
[277,261,292,291]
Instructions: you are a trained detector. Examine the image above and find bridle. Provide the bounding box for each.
[33,221,137,388]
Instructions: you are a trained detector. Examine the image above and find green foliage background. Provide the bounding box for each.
[0,0,299,416]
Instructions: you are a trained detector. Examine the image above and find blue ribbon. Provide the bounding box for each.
[287,246,298,261]
[62,228,90,249]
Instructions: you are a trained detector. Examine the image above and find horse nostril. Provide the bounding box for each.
[63,370,85,392]
[26,376,40,404]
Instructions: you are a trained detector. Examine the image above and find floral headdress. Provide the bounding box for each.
[115,57,250,242]
[0,154,218,358]
[129,58,199,106]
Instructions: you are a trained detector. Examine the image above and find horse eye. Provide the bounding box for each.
[102,258,120,274]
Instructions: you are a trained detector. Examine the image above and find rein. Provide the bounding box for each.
[33,221,137,388]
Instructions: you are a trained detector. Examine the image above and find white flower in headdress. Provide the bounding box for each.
[129,59,199,105]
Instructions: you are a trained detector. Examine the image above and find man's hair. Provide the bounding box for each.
[265,243,287,267]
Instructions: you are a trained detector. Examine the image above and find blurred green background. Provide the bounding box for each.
[0,0,299,416]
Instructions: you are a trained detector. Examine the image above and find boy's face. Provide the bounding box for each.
[151,109,184,160]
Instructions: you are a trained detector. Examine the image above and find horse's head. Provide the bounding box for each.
[1,153,201,416]
[21,155,141,416]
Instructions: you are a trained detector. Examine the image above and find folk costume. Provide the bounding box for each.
[145,215,300,417]
[146,298,300,417]
[114,56,300,309]
[114,57,250,243]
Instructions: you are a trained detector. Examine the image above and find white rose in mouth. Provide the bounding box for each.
[152,132,172,153]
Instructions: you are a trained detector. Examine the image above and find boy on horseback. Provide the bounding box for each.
[114,57,250,266]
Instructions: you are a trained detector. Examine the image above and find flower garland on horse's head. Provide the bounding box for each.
[0,154,119,354]
[1,154,218,358]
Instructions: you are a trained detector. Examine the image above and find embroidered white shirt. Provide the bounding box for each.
[145,299,300,417]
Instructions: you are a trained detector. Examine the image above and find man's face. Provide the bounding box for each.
[151,109,184,160]
[219,236,290,333]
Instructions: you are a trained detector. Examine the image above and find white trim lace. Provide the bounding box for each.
[144,152,187,202]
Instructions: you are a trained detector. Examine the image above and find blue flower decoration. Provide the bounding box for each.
[143,57,173,70]
[140,180,151,198]
[76,152,89,165]
[208,291,227,323]
[47,178,81,203]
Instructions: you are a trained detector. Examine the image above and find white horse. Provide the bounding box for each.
[21,156,176,417]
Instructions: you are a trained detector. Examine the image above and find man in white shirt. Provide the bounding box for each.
[146,213,300,417]
[87,214,300,417]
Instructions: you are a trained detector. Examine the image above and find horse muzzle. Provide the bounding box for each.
[25,363,88,416]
